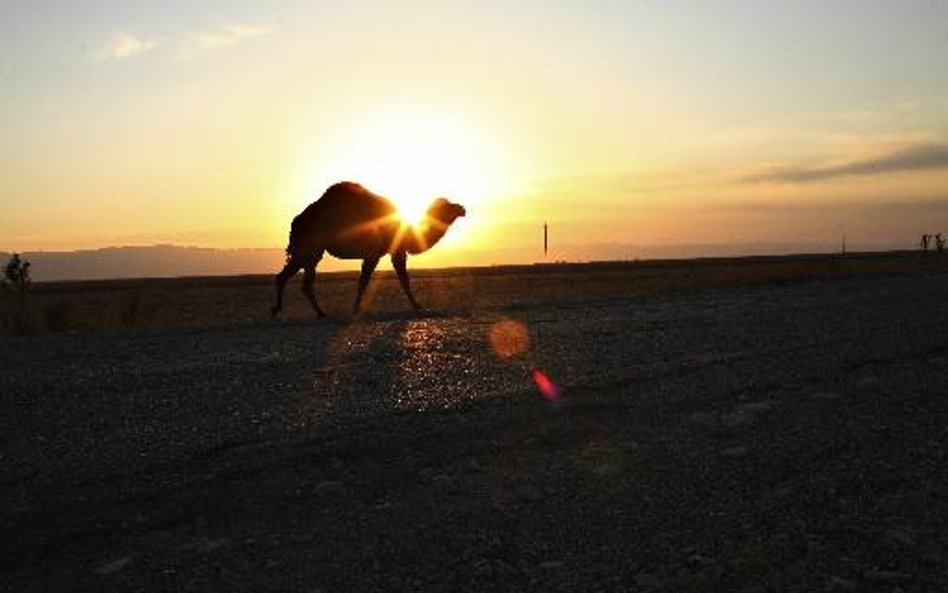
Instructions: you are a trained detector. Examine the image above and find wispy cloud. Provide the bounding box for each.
[744,143,948,184]
[195,24,272,50]
[96,33,160,62]
[94,23,271,63]
[715,196,948,215]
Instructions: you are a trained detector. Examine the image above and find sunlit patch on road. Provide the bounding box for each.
[395,319,483,410]
[303,315,566,417]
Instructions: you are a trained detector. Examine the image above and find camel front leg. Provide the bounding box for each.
[354,256,381,314]
[391,251,422,310]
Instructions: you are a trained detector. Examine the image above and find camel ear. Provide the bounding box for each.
[427,197,449,213]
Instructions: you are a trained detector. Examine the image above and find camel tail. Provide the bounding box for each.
[285,217,301,262]
[285,211,318,262]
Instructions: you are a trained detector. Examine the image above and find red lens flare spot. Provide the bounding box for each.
[532,369,562,403]
[488,319,529,359]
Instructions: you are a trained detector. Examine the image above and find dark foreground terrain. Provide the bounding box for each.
[3,255,948,592]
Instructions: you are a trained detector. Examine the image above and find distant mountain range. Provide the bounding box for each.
[2,241,872,282]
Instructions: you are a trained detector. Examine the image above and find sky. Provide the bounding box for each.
[2,0,948,265]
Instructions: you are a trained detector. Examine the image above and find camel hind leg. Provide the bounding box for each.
[301,250,327,317]
[271,256,302,318]
[271,263,296,318]
[271,251,327,318]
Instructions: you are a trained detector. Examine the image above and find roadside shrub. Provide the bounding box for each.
[2,253,31,335]
[3,253,31,293]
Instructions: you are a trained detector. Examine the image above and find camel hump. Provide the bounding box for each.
[326,180,368,195]
[317,181,397,216]
[293,182,393,222]
[285,181,397,256]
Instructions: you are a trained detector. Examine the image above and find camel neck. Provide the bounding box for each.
[404,219,450,255]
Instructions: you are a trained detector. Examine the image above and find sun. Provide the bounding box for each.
[318,108,506,225]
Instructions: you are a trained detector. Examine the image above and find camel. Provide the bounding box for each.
[271,181,466,317]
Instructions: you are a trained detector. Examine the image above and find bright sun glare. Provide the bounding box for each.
[322,109,505,226]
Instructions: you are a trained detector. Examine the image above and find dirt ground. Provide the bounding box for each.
[1,251,931,335]
[2,254,948,592]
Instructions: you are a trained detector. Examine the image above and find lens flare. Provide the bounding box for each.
[532,369,563,404]
[487,318,563,405]
[488,319,529,359]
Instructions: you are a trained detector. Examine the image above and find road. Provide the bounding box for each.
[3,271,948,592]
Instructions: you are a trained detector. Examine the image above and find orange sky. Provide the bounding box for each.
[2,1,948,263]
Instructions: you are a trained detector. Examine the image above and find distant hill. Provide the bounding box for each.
[2,241,867,282]
[1,246,289,282]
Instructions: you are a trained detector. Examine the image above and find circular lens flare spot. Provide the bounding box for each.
[488,319,529,359]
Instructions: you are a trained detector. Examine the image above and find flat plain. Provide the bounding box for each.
[2,252,947,592]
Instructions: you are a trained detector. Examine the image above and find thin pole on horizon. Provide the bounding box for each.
[543,221,548,258]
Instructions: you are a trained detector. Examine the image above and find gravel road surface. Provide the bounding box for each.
[3,271,948,592]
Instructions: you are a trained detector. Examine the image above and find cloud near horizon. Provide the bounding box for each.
[96,33,159,62]
[195,25,272,50]
[744,143,948,184]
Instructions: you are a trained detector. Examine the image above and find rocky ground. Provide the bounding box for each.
[2,266,948,592]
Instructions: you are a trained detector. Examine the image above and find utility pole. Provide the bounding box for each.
[836,223,846,255]
[543,221,548,257]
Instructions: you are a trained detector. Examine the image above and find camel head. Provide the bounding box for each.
[400,197,466,255]
[425,197,466,226]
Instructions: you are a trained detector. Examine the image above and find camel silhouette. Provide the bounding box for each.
[271,181,466,317]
